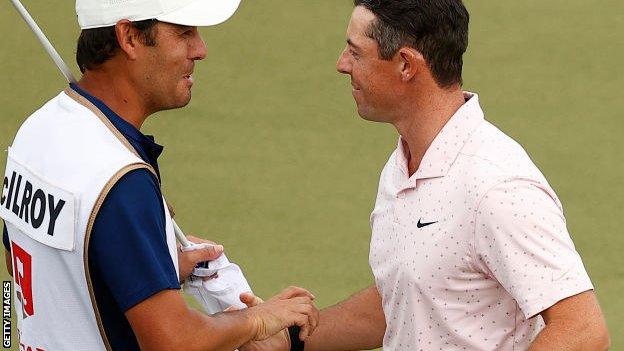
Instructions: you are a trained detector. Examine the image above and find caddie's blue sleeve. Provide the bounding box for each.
[3,223,8,252]
[89,168,180,312]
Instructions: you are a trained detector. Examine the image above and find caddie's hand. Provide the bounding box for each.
[247,286,319,342]
[177,235,224,283]
[238,293,290,351]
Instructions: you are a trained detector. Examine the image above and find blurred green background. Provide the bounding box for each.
[0,0,622,349]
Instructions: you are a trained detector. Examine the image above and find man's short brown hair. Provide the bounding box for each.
[76,19,158,73]
[354,0,469,88]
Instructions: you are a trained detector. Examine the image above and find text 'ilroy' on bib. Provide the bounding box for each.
[0,149,76,251]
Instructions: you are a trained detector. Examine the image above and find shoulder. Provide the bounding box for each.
[15,91,89,133]
[10,91,145,193]
[453,121,556,200]
[13,90,122,146]
[477,177,562,214]
[462,122,539,175]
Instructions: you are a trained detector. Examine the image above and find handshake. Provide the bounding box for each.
[234,288,318,351]
[178,236,319,351]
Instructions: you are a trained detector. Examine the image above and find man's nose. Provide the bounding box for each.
[336,48,351,74]
[191,29,207,60]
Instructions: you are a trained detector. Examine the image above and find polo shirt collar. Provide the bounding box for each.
[396,92,485,184]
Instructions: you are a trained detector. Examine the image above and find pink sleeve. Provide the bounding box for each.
[474,178,593,319]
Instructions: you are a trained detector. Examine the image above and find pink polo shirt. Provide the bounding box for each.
[369,93,593,350]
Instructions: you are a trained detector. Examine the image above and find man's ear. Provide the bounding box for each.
[115,20,141,60]
[397,47,425,82]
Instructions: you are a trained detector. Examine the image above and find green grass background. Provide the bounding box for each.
[0,0,622,349]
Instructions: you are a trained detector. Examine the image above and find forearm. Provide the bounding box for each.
[131,287,318,351]
[304,285,385,351]
[529,292,611,351]
[185,309,258,351]
[529,321,610,351]
[129,290,257,351]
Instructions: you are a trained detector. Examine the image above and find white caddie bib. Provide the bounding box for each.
[0,88,179,351]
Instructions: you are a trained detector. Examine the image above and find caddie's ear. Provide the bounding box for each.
[115,19,142,60]
[397,47,425,82]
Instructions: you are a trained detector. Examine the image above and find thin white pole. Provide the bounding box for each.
[173,220,193,248]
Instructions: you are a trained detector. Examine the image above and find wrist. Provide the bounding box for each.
[245,308,266,341]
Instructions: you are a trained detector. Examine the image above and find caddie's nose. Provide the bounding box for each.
[190,27,207,60]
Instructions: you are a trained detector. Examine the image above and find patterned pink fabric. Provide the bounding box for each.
[369,93,593,350]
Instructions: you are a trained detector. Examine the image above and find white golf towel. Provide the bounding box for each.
[181,244,253,315]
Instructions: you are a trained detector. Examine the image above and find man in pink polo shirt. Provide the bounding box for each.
[240,0,610,350]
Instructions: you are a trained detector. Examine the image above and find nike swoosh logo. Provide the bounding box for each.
[417,219,438,228]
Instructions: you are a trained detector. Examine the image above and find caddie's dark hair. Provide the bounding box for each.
[354,0,469,88]
[76,19,158,73]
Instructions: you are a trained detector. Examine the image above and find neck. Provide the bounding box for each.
[393,85,466,176]
[77,67,151,130]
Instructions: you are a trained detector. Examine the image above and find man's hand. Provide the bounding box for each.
[177,235,224,283]
[245,287,319,342]
[238,293,290,351]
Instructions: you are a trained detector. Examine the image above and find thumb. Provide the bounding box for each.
[202,244,224,261]
[187,243,224,263]
[240,292,264,308]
